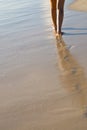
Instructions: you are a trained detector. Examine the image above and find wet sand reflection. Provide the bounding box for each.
[56,36,87,117]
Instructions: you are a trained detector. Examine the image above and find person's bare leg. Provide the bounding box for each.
[58,0,65,34]
[50,0,57,33]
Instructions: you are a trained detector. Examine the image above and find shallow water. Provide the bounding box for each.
[0,0,87,130]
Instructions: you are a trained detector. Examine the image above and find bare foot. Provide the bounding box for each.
[58,31,64,35]
[56,33,62,39]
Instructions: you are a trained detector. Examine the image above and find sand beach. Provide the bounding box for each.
[69,0,87,11]
[0,0,87,130]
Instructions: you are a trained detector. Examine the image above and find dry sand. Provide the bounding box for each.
[69,0,87,11]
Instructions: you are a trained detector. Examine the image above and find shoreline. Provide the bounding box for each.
[0,0,87,130]
[69,0,87,12]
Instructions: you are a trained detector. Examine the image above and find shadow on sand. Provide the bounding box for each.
[56,35,87,117]
[63,27,87,36]
[63,27,87,31]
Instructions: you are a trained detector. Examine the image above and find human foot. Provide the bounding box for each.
[58,31,64,35]
[56,33,62,39]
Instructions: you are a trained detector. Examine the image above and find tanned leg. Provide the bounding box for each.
[58,0,65,34]
[50,0,57,33]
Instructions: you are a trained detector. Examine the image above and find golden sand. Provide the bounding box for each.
[69,0,87,11]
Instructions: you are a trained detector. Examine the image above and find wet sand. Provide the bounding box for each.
[0,0,87,130]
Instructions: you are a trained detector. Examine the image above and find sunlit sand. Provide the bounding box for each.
[69,0,87,11]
